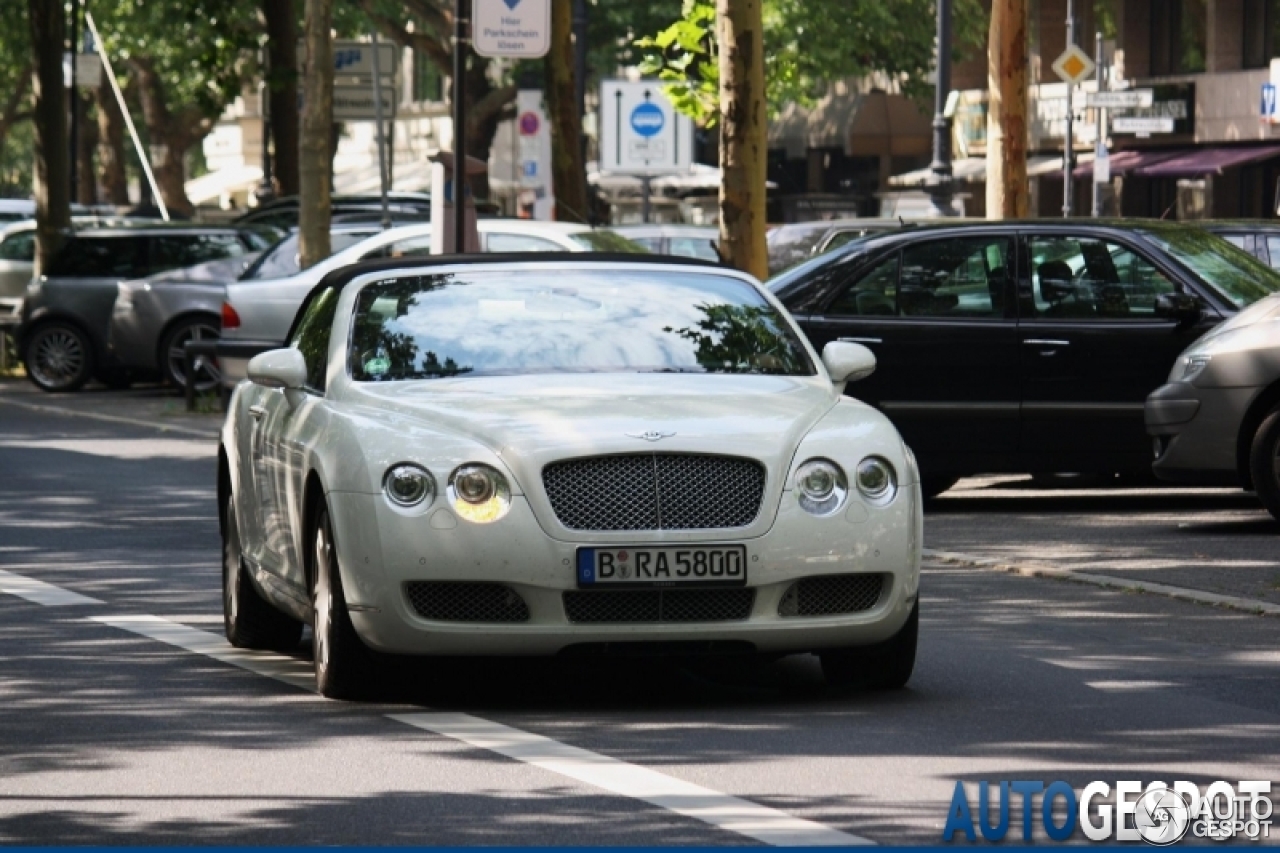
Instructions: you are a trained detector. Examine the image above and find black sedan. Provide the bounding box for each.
[769,220,1280,496]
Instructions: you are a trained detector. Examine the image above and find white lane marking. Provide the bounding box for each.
[0,396,219,438]
[390,712,872,847]
[6,568,870,846]
[0,438,215,460]
[1086,680,1178,691]
[0,568,104,606]
[88,614,314,690]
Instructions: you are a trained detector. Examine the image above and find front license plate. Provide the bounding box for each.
[576,546,748,587]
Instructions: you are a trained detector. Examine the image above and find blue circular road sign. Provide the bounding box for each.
[630,102,665,138]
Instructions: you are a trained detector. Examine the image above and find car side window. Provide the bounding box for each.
[1027,236,1179,320]
[828,254,898,316]
[45,236,151,278]
[896,237,1011,318]
[289,287,339,392]
[0,231,34,262]
[149,234,245,275]
[1266,237,1280,270]
[486,233,563,252]
[361,235,433,260]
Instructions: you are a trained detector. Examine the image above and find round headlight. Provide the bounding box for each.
[855,456,897,505]
[795,459,847,516]
[449,464,511,523]
[383,464,435,508]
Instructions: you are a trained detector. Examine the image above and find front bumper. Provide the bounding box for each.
[1146,382,1259,485]
[327,484,923,657]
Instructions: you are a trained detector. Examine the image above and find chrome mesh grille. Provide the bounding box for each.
[777,574,886,618]
[542,454,765,531]
[563,588,756,623]
[405,582,530,623]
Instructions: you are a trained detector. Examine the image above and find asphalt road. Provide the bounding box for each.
[1,400,1278,845]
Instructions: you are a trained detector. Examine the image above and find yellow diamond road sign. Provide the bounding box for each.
[1053,44,1096,85]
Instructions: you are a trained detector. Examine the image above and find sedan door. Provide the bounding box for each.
[1017,232,1222,473]
[794,234,1022,477]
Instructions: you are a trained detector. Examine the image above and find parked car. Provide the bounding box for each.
[17,224,272,392]
[233,192,433,230]
[769,220,1280,496]
[766,219,946,275]
[217,221,648,389]
[0,199,35,224]
[1200,221,1280,270]
[218,254,921,698]
[1146,290,1280,520]
[612,224,721,261]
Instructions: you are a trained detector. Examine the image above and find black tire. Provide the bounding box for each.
[312,505,379,699]
[921,477,959,500]
[160,317,221,391]
[222,496,303,650]
[24,322,94,392]
[1250,408,1280,524]
[820,601,918,689]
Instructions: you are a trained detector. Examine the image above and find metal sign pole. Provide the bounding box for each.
[370,30,390,229]
[452,0,468,253]
[1062,0,1074,217]
[1092,31,1105,218]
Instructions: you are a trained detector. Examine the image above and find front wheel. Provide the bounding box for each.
[820,601,918,689]
[24,322,93,392]
[161,317,220,391]
[1250,408,1280,523]
[222,496,303,650]
[312,506,379,699]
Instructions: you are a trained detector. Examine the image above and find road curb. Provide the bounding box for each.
[923,547,1280,617]
[0,396,220,439]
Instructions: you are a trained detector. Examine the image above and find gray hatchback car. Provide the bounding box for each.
[18,224,273,392]
[1146,291,1280,522]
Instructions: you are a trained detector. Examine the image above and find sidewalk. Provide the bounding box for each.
[0,376,222,438]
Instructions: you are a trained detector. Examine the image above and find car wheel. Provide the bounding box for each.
[819,601,918,689]
[921,477,959,500]
[161,318,220,391]
[1250,408,1280,523]
[24,322,93,392]
[222,496,303,650]
[312,506,378,699]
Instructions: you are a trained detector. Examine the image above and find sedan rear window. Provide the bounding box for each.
[349,269,814,381]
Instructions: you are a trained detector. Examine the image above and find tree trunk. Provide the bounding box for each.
[986,0,1029,219]
[545,0,587,222]
[716,0,767,279]
[265,0,300,196]
[75,91,98,204]
[95,75,130,206]
[129,57,197,217]
[299,0,333,268]
[28,0,70,277]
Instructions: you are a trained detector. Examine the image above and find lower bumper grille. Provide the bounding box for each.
[405,582,531,623]
[777,574,886,618]
[563,588,756,623]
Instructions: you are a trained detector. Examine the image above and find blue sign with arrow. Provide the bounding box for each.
[630,101,665,138]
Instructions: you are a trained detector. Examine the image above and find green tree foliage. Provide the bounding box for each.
[0,1,32,195]
[638,0,987,124]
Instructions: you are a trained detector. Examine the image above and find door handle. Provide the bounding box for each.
[838,336,883,345]
[1022,339,1070,346]
[249,404,266,420]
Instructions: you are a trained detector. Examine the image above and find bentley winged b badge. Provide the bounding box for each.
[626,429,676,442]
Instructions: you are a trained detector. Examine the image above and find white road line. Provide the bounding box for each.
[1,568,870,846]
[88,614,315,690]
[0,396,220,438]
[390,712,871,846]
[0,568,104,606]
[1086,680,1178,691]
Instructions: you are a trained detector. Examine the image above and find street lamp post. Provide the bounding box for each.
[926,0,959,217]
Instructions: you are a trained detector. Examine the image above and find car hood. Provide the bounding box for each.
[346,372,837,489]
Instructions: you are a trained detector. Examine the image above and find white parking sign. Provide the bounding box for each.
[599,80,693,175]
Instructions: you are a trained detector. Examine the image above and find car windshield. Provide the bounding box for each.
[1141,228,1280,308]
[349,268,815,381]
[567,230,649,252]
[767,244,862,297]
[240,229,376,280]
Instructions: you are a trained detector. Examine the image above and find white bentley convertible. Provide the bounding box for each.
[218,256,922,699]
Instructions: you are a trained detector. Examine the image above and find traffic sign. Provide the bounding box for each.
[1263,83,1278,123]
[1086,89,1154,109]
[518,111,540,136]
[299,41,397,78]
[1052,44,1096,85]
[599,80,693,175]
[1112,116,1174,133]
[333,85,396,121]
[473,0,550,58]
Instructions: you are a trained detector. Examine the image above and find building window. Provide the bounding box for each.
[1151,0,1208,74]
[412,48,443,103]
[1244,0,1279,69]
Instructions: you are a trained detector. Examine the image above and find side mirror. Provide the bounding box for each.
[821,341,876,384]
[248,348,307,390]
[1154,292,1201,324]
